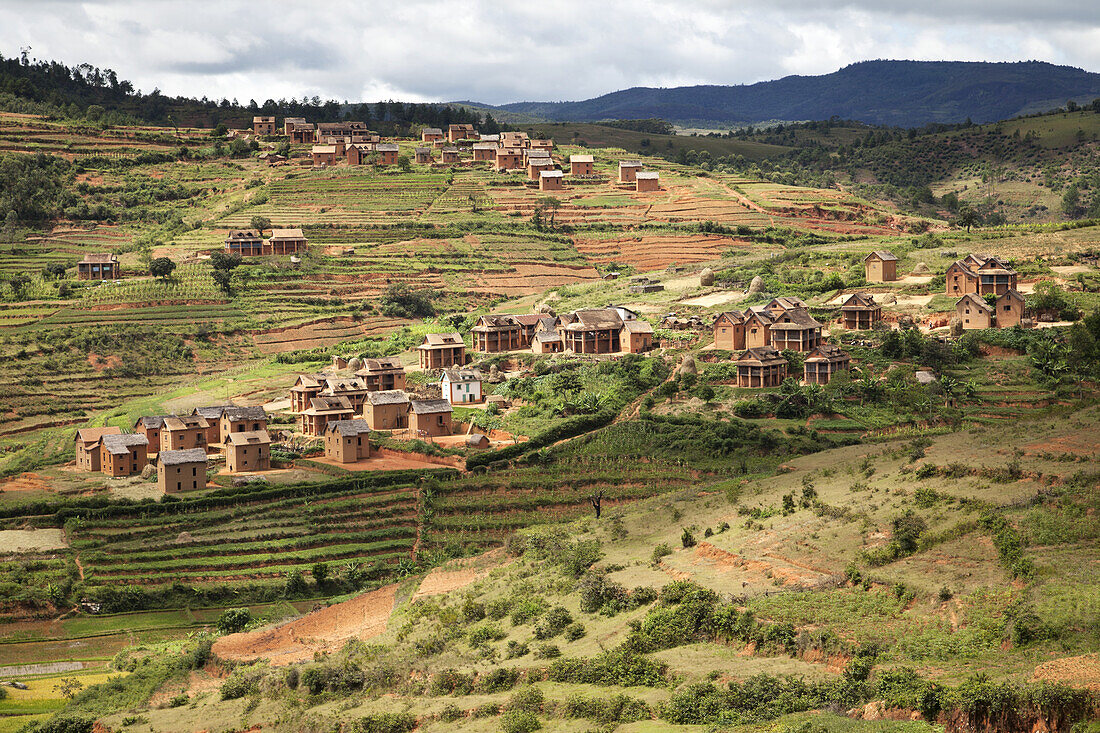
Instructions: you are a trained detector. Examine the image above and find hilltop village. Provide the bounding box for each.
[60,117,1065,481]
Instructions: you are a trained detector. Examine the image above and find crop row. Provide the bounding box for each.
[88,526,418,565]
[85,551,409,586]
[84,538,415,575]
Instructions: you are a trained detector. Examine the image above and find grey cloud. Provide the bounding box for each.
[0,0,1096,104]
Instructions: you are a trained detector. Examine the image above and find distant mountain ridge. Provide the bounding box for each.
[486,60,1100,127]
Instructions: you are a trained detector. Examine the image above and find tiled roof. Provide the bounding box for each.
[865,250,898,261]
[74,426,122,444]
[159,448,208,466]
[367,390,410,406]
[101,433,149,455]
[269,228,305,240]
[79,253,118,264]
[225,430,271,446]
[410,399,453,415]
[443,369,482,384]
[325,419,372,437]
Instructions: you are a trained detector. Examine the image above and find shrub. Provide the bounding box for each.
[577,572,627,614]
[220,668,261,699]
[563,622,587,641]
[439,704,464,722]
[431,669,474,696]
[477,668,520,693]
[533,642,561,659]
[499,710,541,733]
[506,685,545,713]
[510,596,547,626]
[651,542,673,565]
[681,528,697,548]
[534,606,573,639]
[350,712,416,733]
[215,607,252,634]
[300,665,327,695]
[505,640,529,658]
[473,702,500,718]
[469,623,507,646]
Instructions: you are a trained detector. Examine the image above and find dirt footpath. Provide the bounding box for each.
[212,584,397,665]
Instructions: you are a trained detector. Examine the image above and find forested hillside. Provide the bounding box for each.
[495,60,1100,127]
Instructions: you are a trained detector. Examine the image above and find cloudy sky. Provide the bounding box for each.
[2,1,1099,105]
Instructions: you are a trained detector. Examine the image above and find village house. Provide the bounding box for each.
[311,144,338,167]
[323,419,372,463]
[447,124,478,142]
[417,332,466,369]
[743,308,776,350]
[768,309,823,352]
[839,292,882,330]
[473,143,497,161]
[863,251,898,282]
[712,311,747,351]
[441,369,483,405]
[158,448,207,493]
[100,433,149,476]
[561,309,624,354]
[283,117,307,135]
[364,390,410,431]
[315,121,368,141]
[77,253,121,280]
[298,395,354,436]
[217,406,268,443]
[635,171,660,192]
[376,143,400,165]
[290,124,316,144]
[224,230,265,256]
[321,376,370,411]
[408,399,453,438]
[161,415,210,452]
[224,431,271,473]
[191,406,226,445]
[441,147,460,164]
[258,152,286,166]
[996,289,1026,327]
[472,315,523,352]
[421,127,444,142]
[530,139,554,152]
[533,327,564,353]
[735,347,788,388]
[569,154,594,176]
[956,293,994,329]
[620,319,654,353]
[266,228,308,255]
[618,160,643,183]
[289,374,327,413]
[415,147,433,164]
[495,148,524,171]
[803,344,851,385]
[528,157,555,180]
[134,416,169,454]
[946,254,1019,296]
[252,116,276,135]
[479,134,500,144]
[346,143,373,165]
[539,169,564,191]
[355,357,407,391]
[500,131,530,148]
[467,433,491,449]
[74,427,122,472]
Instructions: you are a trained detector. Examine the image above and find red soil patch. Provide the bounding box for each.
[412,548,509,600]
[688,541,828,586]
[574,234,737,271]
[307,450,460,472]
[87,352,122,372]
[1031,653,1100,690]
[0,472,52,492]
[211,584,397,666]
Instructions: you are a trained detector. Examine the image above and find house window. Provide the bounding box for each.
[177,482,182,491]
